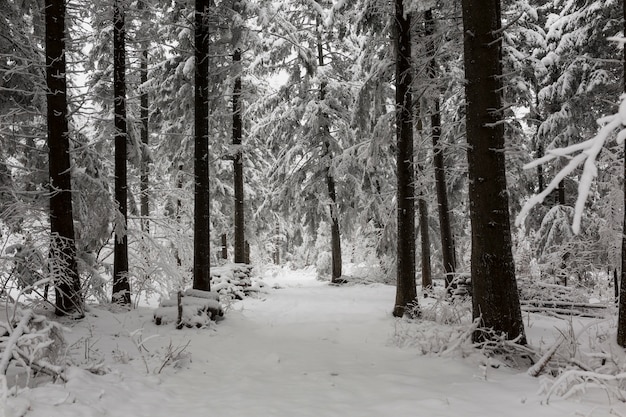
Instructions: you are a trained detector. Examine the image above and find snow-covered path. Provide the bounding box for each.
[5,268,620,416]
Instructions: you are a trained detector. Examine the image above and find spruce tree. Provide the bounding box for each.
[461,0,526,343]
[45,0,83,316]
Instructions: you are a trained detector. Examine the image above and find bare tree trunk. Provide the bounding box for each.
[316,10,342,282]
[418,197,432,292]
[393,0,417,317]
[45,0,83,317]
[274,223,280,265]
[617,0,626,348]
[138,0,150,234]
[193,0,211,291]
[221,233,228,260]
[232,8,245,263]
[426,9,456,291]
[113,0,130,305]
[461,0,526,343]
[536,140,544,193]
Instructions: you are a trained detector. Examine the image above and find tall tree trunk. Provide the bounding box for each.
[393,0,417,317]
[113,0,130,305]
[233,35,245,264]
[418,196,432,292]
[426,8,456,291]
[139,0,150,234]
[316,11,342,282]
[617,0,626,348]
[45,0,83,317]
[193,0,211,291]
[461,0,526,343]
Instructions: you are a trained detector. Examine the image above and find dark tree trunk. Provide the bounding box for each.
[327,168,342,282]
[233,46,245,264]
[221,233,228,260]
[393,0,417,317]
[426,9,456,291]
[316,11,342,282]
[461,0,526,343]
[45,0,83,317]
[193,0,211,291]
[139,0,149,234]
[536,140,544,193]
[112,0,130,305]
[274,223,280,265]
[557,180,565,205]
[418,196,432,293]
[617,0,626,348]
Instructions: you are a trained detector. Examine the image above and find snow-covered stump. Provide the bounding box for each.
[154,289,223,328]
[210,263,265,300]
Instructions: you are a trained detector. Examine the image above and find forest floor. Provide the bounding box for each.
[4,266,624,417]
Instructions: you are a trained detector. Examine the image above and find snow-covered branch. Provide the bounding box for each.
[516,94,626,234]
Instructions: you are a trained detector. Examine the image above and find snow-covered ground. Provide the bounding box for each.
[3,267,624,417]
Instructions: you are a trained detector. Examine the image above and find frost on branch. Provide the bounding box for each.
[516,94,626,234]
[0,305,66,382]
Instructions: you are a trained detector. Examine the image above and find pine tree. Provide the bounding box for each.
[193,0,211,291]
[112,0,131,305]
[232,0,245,264]
[138,0,150,234]
[617,0,626,348]
[45,0,83,317]
[425,8,456,291]
[462,0,526,343]
[393,0,417,317]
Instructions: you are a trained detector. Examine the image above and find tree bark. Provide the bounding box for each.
[316,10,342,282]
[426,9,456,291]
[233,42,245,264]
[418,197,432,292]
[138,0,150,234]
[461,0,526,343]
[393,0,417,317]
[45,0,83,317]
[193,0,211,291]
[617,0,626,347]
[112,0,130,305]
[221,233,228,260]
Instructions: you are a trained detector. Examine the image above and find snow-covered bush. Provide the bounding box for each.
[210,263,265,301]
[0,305,66,382]
[531,319,626,403]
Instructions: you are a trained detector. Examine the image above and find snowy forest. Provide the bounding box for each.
[2,0,626,415]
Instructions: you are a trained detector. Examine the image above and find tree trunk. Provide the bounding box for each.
[274,223,280,265]
[113,0,130,305]
[221,233,228,260]
[617,0,626,348]
[45,0,83,317]
[233,45,245,264]
[426,9,456,291]
[536,140,544,193]
[393,0,417,317]
[418,196,432,293]
[316,10,342,282]
[139,0,150,234]
[461,0,526,343]
[193,0,211,291]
